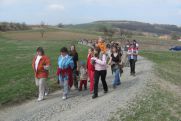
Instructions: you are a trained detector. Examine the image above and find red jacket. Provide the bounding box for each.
[56,67,73,88]
[87,54,95,71]
[32,55,51,78]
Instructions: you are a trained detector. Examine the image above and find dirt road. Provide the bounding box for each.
[0,56,154,121]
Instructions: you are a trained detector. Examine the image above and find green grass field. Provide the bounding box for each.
[0,28,181,121]
[141,51,181,86]
[0,31,89,105]
[109,51,181,121]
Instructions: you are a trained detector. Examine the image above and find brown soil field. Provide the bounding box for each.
[1,31,97,41]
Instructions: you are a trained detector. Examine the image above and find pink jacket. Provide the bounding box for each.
[91,54,107,71]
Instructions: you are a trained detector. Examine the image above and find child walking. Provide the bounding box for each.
[79,61,88,91]
[87,48,95,94]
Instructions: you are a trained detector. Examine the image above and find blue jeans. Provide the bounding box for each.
[59,75,69,96]
[113,69,121,86]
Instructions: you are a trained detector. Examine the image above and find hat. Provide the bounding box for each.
[80,61,85,66]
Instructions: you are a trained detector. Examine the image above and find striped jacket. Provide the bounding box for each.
[127,47,138,60]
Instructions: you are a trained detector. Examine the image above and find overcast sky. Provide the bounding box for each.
[0,0,181,26]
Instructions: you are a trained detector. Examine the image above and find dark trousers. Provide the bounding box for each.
[73,69,78,88]
[94,70,108,96]
[79,80,87,90]
[129,59,136,74]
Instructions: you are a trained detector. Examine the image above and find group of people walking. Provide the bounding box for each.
[32,37,139,101]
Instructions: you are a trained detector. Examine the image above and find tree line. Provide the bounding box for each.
[0,22,30,31]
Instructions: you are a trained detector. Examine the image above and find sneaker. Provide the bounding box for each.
[37,97,43,102]
[117,83,121,86]
[113,85,116,89]
[44,91,48,96]
[62,96,67,100]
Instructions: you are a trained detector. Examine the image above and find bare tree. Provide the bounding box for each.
[40,21,45,38]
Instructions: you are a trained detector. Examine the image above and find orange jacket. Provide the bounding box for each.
[32,55,51,78]
[98,42,107,53]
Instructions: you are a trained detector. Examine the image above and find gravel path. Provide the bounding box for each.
[0,56,154,121]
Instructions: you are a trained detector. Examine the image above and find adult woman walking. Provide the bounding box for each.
[108,45,122,88]
[69,45,79,89]
[127,44,138,76]
[57,47,74,100]
[91,48,108,99]
[86,47,95,94]
[32,47,51,101]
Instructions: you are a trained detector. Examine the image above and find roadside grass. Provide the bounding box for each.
[140,50,181,86]
[0,34,88,106]
[109,83,181,121]
[109,50,181,121]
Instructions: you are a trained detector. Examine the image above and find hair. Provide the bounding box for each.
[36,47,45,55]
[112,45,118,53]
[70,45,77,56]
[60,47,68,53]
[106,44,111,49]
[89,47,94,52]
[80,61,86,66]
[98,36,105,42]
[133,43,137,48]
[129,43,134,48]
[94,47,101,58]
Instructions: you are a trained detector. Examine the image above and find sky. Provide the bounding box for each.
[0,0,181,26]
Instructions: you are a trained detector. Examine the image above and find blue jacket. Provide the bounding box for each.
[58,55,74,69]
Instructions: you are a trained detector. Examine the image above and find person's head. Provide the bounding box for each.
[80,61,86,67]
[70,45,77,55]
[88,47,94,55]
[133,40,137,44]
[36,47,44,56]
[60,47,68,57]
[94,47,101,58]
[98,37,104,43]
[106,44,111,49]
[133,43,137,48]
[129,44,134,48]
[112,45,118,53]
[70,45,76,51]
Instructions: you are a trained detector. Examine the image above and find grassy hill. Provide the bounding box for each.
[65,20,181,35]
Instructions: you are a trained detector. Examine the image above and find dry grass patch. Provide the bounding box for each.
[2,31,97,41]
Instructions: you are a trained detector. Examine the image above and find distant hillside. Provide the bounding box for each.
[65,20,181,35]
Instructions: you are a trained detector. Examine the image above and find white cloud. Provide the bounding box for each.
[177,9,181,15]
[0,0,18,5]
[48,4,65,11]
